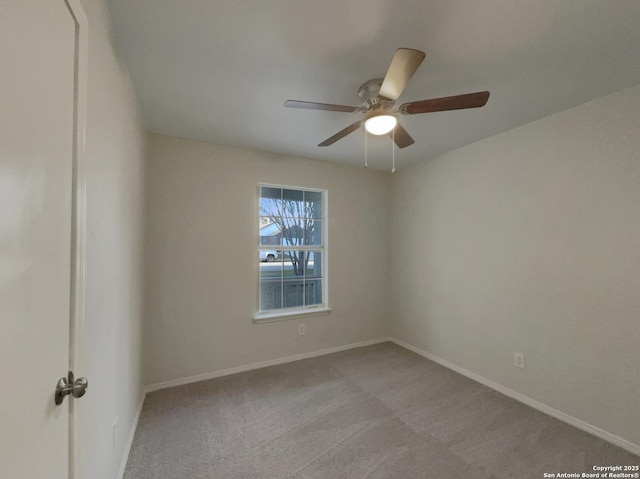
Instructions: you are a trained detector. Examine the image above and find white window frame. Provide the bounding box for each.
[254,183,330,322]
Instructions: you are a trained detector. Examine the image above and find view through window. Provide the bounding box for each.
[258,185,326,316]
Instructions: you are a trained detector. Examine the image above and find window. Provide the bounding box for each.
[256,185,329,320]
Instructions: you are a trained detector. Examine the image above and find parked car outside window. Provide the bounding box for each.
[259,250,278,262]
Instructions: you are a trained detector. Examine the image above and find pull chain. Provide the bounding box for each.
[364,129,368,169]
[391,128,396,173]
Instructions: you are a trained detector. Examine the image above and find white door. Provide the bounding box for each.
[0,1,84,477]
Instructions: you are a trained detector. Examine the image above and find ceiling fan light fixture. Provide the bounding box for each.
[364,114,397,135]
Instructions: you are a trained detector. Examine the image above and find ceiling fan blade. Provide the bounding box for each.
[399,91,490,115]
[379,48,426,102]
[284,100,361,113]
[318,121,362,147]
[390,123,415,149]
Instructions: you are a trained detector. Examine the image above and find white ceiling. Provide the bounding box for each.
[107,0,640,171]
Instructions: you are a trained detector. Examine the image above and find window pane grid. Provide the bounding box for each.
[258,185,325,314]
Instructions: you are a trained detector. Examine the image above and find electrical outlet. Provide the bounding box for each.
[113,417,118,449]
[298,324,305,336]
[514,352,526,369]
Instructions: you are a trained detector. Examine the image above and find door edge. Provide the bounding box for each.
[63,1,88,478]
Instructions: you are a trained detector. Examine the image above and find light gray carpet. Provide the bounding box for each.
[124,342,638,478]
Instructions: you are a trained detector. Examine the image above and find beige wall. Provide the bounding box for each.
[390,84,640,447]
[144,134,391,385]
[79,0,146,477]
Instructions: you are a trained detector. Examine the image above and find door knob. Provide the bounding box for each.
[55,371,88,406]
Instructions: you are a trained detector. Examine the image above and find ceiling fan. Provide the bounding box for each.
[284,48,490,149]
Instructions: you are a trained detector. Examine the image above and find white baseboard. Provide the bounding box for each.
[145,337,391,393]
[117,391,146,479]
[388,337,640,456]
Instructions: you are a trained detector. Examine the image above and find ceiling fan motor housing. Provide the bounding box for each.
[358,78,394,111]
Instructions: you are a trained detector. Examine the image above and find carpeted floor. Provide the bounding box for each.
[124,342,638,478]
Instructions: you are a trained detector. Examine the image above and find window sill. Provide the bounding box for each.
[253,307,332,323]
